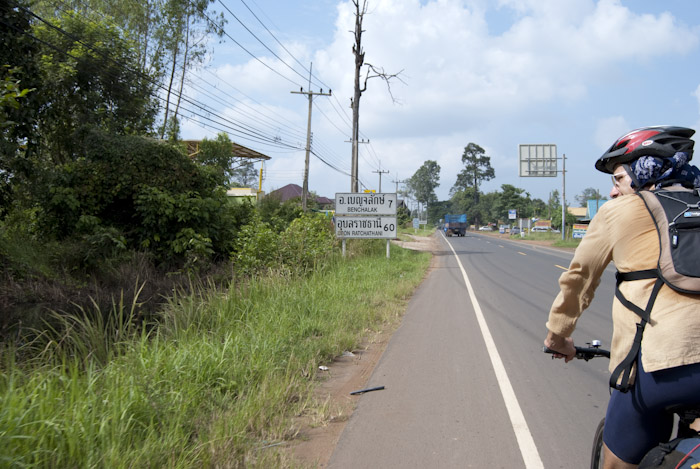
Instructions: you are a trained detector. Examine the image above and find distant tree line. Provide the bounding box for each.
[403,143,599,230]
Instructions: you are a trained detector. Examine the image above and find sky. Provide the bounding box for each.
[178,0,700,208]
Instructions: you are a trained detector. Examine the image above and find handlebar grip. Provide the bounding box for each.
[542,345,610,360]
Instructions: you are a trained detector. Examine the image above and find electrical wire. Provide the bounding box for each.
[11,3,304,152]
[235,0,332,91]
[16,0,375,186]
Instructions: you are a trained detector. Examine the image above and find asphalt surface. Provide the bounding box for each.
[329,232,618,468]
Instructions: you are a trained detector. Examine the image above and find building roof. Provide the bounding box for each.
[270,184,332,205]
[183,140,271,161]
[567,206,588,217]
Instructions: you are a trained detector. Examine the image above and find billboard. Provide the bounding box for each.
[519,144,558,177]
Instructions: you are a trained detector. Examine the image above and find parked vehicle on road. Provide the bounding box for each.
[478,225,493,231]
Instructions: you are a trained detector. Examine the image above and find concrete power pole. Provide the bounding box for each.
[373,168,389,193]
[291,63,331,211]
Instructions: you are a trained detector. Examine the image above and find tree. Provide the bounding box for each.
[452,143,495,202]
[33,10,158,164]
[407,160,440,206]
[575,187,606,207]
[531,198,547,218]
[158,0,225,139]
[196,133,238,187]
[547,190,561,219]
[552,207,578,232]
[0,1,41,216]
[349,0,403,191]
[231,160,258,188]
[495,184,529,221]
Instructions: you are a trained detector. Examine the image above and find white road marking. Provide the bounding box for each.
[442,233,544,469]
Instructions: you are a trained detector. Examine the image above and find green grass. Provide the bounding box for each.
[398,225,435,239]
[0,241,431,468]
[505,230,582,249]
[551,238,581,248]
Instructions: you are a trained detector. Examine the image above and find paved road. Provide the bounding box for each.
[329,232,618,468]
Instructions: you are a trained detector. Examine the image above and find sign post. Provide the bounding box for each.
[519,144,566,241]
[335,193,398,258]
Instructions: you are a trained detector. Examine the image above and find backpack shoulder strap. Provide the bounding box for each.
[609,270,664,392]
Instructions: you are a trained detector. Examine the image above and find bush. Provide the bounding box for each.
[30,130,255,265]
[279,213,336,274]
[232,213,337,277]
[257,194,303,233]
[231,217,280,275]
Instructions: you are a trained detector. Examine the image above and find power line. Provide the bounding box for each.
[190,0,306,90]
[5,5,302,152]
[217,0,318,88]
[235,0,331,91]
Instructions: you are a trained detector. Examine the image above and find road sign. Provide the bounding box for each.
[335,193,397,215]
[335,216,397,239]
[519,144,558,177]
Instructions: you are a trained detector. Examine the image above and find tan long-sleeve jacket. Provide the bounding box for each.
[546,192,700,374]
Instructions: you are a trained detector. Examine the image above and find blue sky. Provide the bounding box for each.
[179,0,700,207]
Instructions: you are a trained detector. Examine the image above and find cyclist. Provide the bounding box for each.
[543,126,700,469]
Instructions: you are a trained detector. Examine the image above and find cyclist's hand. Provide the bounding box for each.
[544,333,576,363]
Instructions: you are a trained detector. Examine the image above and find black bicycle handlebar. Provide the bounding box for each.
[543,343,610,361]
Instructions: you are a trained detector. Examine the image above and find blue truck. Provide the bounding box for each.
[443,214,467,237]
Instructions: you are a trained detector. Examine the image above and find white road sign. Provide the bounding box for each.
[335,216,397,239]
[335,193,397,215]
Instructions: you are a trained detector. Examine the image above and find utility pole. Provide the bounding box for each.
[291,63,331,211]
[373,168,389,192]
[346,137,369,192]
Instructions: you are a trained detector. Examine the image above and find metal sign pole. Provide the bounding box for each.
[561,154,566,241]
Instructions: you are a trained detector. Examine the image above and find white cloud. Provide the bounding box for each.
[311,0,698,140]
[186,0,700,201]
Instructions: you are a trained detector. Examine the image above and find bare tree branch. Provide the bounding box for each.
[363,63,405,103]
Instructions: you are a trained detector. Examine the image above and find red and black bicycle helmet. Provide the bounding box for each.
[595,126,695,174]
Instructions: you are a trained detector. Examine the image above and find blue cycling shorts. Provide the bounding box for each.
[603,355,700,464]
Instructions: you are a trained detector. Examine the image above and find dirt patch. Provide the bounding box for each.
[280,234,438,468]
[390,233,442,252]
[281,330,392,468]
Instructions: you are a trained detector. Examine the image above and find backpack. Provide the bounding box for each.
[638,435,700,468]
[610,186,700,392]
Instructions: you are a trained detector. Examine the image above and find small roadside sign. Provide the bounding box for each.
[573,224,588,239]
[335,216,397,239]
[335,193,397,216]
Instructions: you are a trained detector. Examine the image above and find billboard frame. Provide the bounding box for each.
[519,144,558,177]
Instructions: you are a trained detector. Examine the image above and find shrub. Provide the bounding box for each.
[231,217,280,275]
[279,213,336,274]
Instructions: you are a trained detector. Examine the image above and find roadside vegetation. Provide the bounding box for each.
[0,231,430,468]
[1,4,434,466]
[503,229,581,249]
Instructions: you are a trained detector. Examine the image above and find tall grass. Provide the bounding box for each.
[0,241,430,468]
